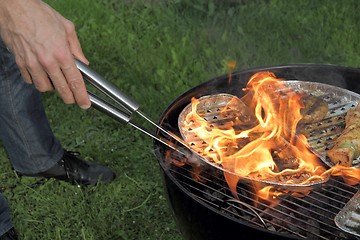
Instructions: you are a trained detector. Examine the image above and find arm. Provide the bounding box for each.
[0,0,91,109]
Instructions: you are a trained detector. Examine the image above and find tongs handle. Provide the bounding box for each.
[75,59,139,113]
[88,91,131,124]
[88,91,180,153]
[76,59,200,158]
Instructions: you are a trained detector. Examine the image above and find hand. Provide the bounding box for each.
[0,0,91,109]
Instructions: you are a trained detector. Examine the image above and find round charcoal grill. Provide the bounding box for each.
[154,64,360,240]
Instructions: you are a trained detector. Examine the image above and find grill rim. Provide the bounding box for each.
[155,63,360,240]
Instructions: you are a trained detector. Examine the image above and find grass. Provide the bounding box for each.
[1,0,360,239]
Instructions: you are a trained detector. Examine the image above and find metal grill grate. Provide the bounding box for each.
[166,162,359,239]
[164,80,360,239]
[285,81,360,168]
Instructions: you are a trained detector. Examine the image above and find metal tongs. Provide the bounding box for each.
[75,59,199,162]
[76,60,330,190]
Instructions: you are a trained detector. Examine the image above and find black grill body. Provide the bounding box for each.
[155,64,360,240]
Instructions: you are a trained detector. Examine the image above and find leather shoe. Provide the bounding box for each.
[20,150,116,185]
[0,228,18,240]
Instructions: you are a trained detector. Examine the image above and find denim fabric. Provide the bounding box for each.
[0,37,64,235]
[0,194,12,236]
[0,38,64,174]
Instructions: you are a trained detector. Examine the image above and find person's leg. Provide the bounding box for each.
[0,194,13,237]
[0,36,115,185]
[0,38,63,174]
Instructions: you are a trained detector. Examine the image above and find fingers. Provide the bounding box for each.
[59,61,91,109]
[26,60,54,91]
[47,66,75,104]
[63,18,89,65]
[19,52,91,109]
[52,15,90,108]
[13,49,34,85]
[17,65,33,84]
[62,20,91,109]
[15,54,52,90]
[45,55,90,109]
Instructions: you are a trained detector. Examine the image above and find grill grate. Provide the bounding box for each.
[285,81,360,168]
[166,162,359,239]
[305,99,360,167]
[164,80,360,239]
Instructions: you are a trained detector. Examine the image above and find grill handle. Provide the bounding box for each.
[75,59,139,113]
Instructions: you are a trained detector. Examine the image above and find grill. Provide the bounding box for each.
[167,162,358,239]
[286,80,360,168]
[155,64,360,240]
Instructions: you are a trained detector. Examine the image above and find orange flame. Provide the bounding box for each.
[325,164,360,185]
[181,72,360,201]
[227,60,236,83]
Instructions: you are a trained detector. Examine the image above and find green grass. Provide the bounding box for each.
[1,0,360,239]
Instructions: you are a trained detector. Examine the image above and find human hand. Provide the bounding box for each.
[0,0,91,109]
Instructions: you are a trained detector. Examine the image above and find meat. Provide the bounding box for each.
[299,95,329,124]
[326,103,360,167]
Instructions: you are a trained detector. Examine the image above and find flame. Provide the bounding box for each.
[181,71,360,201]
[325,164,360,185]
[227,60,236,83]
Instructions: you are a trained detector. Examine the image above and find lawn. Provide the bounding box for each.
[1,0,360,239]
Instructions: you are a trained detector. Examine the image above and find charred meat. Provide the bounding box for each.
[326,104,360,166]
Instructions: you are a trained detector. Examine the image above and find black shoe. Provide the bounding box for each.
[20,150,116,186]
[0,228,18,240]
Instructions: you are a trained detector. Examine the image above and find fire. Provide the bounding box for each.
[180,71,360,201]
[227,60,236,83]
